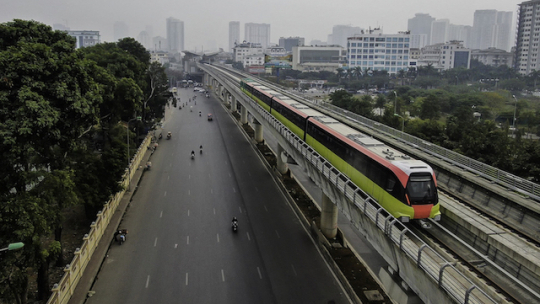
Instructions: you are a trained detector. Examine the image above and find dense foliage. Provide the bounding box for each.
[0,20,169,303]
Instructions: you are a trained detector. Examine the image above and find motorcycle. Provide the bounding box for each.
[144,161,152,171]
[167,132,171,140]
[200,145,203,154]
[199,111,201,117]
[158,133,162,140]
[232,220,238,233]
[191,151,195,159]
[114,229,128,245]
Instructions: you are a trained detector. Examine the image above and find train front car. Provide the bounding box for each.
[305,116,441,222]
[392,160,440,221]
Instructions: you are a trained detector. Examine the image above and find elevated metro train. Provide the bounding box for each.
[240,78,440,221]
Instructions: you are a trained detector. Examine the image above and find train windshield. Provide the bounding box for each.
[407,174,437,204]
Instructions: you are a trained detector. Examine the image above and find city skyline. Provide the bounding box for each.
[1,0,517,51]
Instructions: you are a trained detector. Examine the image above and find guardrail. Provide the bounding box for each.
[46,135,152,304]
[204,64,498,303]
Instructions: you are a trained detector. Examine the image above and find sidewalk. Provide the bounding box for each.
[68,147,154,304]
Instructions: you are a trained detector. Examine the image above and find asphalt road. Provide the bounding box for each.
[86,88,350,304]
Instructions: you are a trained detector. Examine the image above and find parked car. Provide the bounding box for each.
[207,113,213,121]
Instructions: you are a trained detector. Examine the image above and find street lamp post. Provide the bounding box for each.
[393,91,397,116]
[0,242,24,253]
[127,117,141,192]
[512,95,518,135]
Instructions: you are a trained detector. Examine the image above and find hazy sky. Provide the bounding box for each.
[1,0,518,51]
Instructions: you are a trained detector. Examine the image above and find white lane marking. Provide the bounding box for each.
[188,190,191,196]
[228,173,231,177]
[211,189,213,194]
[187,236,189,245]
[164,191,167,197]
[264,205,268,212]
[154,238,158,247]
[275,230,280,238]
[246,232,251,241]
[186,273,189,286]
[213,208,216,215]
[217,234,220,243]
[189,174,191,180]
[221,269,225,282]
[188,210,190,217]
[168,175,170,180]
[233,188,236,193]
[145,275,150,288]
[175,244,178,248]
[257,267,262,279]
[291,264,298,276]
[170,164,172,167]
[160,211,163,218]
[239,207,242,213]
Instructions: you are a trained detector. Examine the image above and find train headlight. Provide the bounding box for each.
[433,214,441,221]
[399,216,410,223]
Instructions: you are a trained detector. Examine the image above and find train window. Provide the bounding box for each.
[351,149,368,173]
[407,174,436,204]
[386,177,396,192]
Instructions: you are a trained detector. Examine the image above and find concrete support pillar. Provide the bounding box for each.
[231,95,237,112]
[276,144,289,175]
[253,119,264,143]
[240,106,248,124]
[320,192,338,239]
[218,86,224,101]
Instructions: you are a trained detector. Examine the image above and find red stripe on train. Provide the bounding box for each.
[413,204,433,219]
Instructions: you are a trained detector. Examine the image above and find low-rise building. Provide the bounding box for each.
[471,47,513,67]
[66,30,100,48]
[279,37,305,52]
[291,45,346,72]
[347,28,411,75]
[150,50,169,65]
[233,42,264,68]
[416,40,471,71]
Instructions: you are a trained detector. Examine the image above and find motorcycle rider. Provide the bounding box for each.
[200,145,203,153]
[191,150,195,158]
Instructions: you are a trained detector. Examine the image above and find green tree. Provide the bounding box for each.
[329,89,354,108]
[419,94,441,120]
[144,61,172,123]
[0,19,102,302]
[352,95,374,118]
[397,69,406,86]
